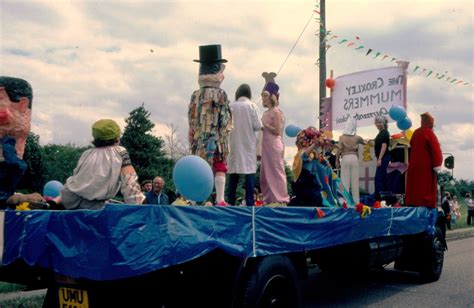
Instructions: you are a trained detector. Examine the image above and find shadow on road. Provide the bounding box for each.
[302,265,421,307]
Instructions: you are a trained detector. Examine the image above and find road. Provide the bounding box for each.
[1,232,473,306]
[302,237,474,307]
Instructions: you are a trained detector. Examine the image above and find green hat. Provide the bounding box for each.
[92,119,121,141]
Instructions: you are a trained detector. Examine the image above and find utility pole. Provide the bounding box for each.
[318,0,326,130]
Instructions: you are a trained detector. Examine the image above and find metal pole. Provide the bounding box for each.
[319,0,326,130]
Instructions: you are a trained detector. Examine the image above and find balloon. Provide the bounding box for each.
[388,105,407,121]
[285,124,301,138]
[404,128,413,141]
[173,155,214,202]
[396,117,412,131]
[391,133,403,139]
[325,78,336,89]
[43,180,63,198]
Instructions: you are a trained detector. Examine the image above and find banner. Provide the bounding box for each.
[332,66,407,130]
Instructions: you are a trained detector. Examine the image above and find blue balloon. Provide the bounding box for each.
[285,124,301,138]
[43,180,63,198]
[173,155,214,202]
[389,106,407,121]
[396,117,412,131]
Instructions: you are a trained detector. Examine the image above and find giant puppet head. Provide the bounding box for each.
[0,76,33,159]
[194,44,227,88]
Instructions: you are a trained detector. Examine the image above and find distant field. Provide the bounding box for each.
[0,282,25,293]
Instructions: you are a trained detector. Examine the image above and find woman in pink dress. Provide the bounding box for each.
[259,76,289,204]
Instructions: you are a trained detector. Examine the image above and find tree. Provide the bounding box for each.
[164,123,189,160]
[18,132,45,193]
[121,104,174,190]
[42,144,89,184]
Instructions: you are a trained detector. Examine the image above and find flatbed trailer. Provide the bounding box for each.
[0,204,445,307]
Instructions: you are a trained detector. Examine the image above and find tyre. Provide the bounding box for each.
[419,226,445,283]
[238,255,301,308]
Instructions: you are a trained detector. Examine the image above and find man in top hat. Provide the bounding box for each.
[188,44,233,205]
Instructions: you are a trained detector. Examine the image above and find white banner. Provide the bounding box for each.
[332,66,407,130]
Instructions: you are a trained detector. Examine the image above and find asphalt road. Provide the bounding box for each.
[1,229,473,306]
[302,236,474,307]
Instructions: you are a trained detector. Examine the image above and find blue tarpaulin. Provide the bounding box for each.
[0,205,436,281]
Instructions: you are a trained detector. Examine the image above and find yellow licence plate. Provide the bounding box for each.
[58,287,89,308]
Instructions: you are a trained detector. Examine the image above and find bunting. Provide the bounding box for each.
[313,19,472,87]
[312,0,471,87]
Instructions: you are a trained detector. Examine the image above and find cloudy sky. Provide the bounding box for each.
[1,0,472,179]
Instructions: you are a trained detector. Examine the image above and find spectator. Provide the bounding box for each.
[188,44,233,205]
[373,115,391,201]
[451,195,461,225]
[466,193,474,225]
[259,72,289,205]
[335,118,365,203]
[54,119,145,210]
[141,180,152,193]
[441,192,452,230]
[227,84,262,206]
[143,176,170,205]
[405,112,443,208]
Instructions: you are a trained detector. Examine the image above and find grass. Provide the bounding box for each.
[0,282,26,293]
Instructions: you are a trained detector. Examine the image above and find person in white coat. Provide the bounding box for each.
[227,84,262,206]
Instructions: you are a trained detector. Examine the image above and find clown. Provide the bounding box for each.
[188,45,233,204]
[291,127,354,207]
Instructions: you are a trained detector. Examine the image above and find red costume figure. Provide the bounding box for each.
[405,113,443,208]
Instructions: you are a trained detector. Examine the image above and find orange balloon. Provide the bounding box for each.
[325,78,336,89]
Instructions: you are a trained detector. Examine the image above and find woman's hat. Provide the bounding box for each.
[193,44,227,63]
[92,119,121,141]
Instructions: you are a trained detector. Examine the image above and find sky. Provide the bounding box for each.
[1,0,473,180]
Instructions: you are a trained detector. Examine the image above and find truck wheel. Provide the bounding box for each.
[239,255,301,308]
[419,226,445,283]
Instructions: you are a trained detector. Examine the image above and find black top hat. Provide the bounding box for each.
[193,44,227,63]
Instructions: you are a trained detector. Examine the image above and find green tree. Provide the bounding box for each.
[18,132,45,193]
[121,104,174,190]
[42,144,89,183]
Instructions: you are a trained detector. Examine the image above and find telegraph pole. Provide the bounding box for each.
[318,0,326,129]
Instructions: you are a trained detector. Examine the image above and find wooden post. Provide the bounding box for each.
[318,0,326,130]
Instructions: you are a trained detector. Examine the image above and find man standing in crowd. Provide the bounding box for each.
[141,180,152,193]
[143,176,169,205]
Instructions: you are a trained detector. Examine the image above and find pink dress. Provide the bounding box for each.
[260,108,289,203]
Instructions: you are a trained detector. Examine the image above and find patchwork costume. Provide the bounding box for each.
[188,45,232,203]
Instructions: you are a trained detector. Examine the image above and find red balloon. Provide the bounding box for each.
[325,78,336,89]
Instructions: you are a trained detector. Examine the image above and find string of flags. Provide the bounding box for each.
[312,2,471,87]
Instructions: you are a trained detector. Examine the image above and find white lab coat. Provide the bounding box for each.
[227,97,262,174]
